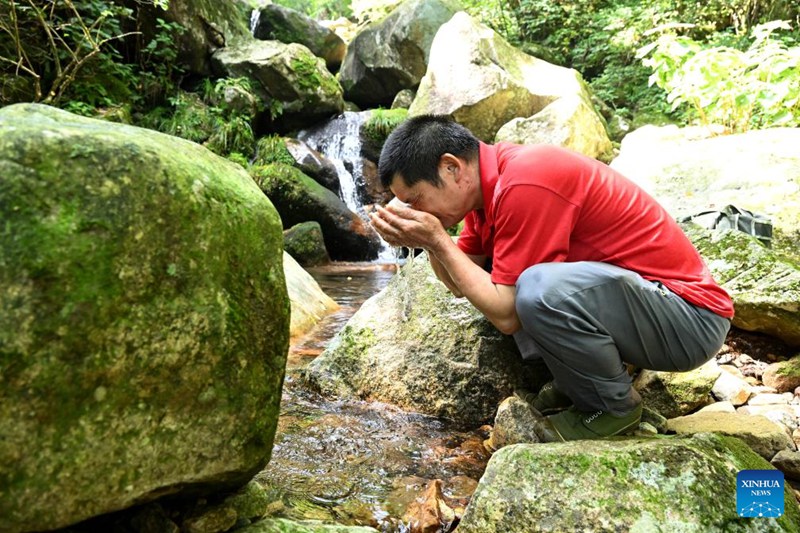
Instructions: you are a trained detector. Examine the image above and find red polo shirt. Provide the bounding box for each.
[458,142,734,318]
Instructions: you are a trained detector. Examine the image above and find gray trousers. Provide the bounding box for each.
[513,262,731,416]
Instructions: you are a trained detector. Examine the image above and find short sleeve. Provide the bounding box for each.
[490,184,579,285]
[456,211,484,256]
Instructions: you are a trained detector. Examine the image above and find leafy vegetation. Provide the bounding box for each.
[0,0,182,110]
[639,20,800,132]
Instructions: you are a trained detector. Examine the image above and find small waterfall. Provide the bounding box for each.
[299,112,398,263]
[250,9,260,35]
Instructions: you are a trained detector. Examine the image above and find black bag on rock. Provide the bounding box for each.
[678,204,773,247]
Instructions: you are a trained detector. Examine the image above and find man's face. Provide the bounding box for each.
[389,171,466,229]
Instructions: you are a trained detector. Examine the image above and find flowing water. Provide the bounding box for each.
[257,264,489,532]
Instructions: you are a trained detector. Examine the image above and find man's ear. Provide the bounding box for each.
[438,153,462,182]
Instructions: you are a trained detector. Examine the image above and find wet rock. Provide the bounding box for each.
[409,12,603,143]
[284,222,332,267]
[339,0,462,107]
[212,39,344,131]
[252,163,381,261]
[284,138,340,194]
[0,104,289,531]
[763,356,800,393]
[772,450,800,481]
[712,370,753,406]
[666,412,795,460]
[304,253,548,426]
[682,225,800,346]
[285,252,338,338]
[494,94,613,161]
[183,506,239,533]
[402,479,457,533]
[641,406,668,433]
[487,396,541,450]
[253,4,346,72]
[633,359,721,418]
[129,504,180,533]
[457,433,800,532]
[239,518,379,532]
[391,89,416,109]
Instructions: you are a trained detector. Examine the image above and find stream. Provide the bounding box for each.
[256,263,490,532]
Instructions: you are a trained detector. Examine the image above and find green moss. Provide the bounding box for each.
[290,53,340,97]
[0,104,290,531]
[362,108,408,146]
[254,136,296,167]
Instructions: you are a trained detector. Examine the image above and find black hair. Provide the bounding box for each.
[378,115,480,189]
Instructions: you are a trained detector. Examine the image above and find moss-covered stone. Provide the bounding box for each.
[683,224,800,346]
[634,359,721,418]
[763,355,800,393]
[284,222,330,267]
[284,252,338,339]
[0,104,290,531]
[458,433,800,532]
[360,108,408,162]
[304,253,549,427]
[253,4,346,72]
[212,39,344,131]
[251,163,380,261]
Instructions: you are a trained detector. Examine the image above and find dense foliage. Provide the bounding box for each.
[640,20,800,132]
[0,0,181,110]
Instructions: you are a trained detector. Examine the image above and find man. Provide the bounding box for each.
[369,115,733,442]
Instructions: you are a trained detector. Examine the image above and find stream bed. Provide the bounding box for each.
[256,263,490,532]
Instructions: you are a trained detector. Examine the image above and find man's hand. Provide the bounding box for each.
[368,201,449,251]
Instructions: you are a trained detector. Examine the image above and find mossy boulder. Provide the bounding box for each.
[284,221,331,267]
[0,104,290,531]
[303,253,548,427]
[253,4,346,72]
[409,12,603,142]
[284,138,341,194]
[633,359,721,418]
[339,0,463,107]
[458,434,800,532]
[683,224,800,346]
[212,39,344,131]
[252,163,381,261]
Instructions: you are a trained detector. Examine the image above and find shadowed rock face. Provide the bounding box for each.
[338,0,463,107]
[0,104,290,532]
[253,4,346,72]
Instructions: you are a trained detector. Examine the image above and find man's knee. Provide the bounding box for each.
[515,263,571,322]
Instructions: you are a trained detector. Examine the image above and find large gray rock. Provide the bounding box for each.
[0,104,290,532]
[338,0,463,107]
[409,12,603,142]
[303,253,548,427]
[610,126,800,252]
[253,4,346,72]
[458,434,800,532]
[683,224,800,347]
[284,138,340,194]
[212,39,344,131]
[494,94,613,161]
[252,163,381,261]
